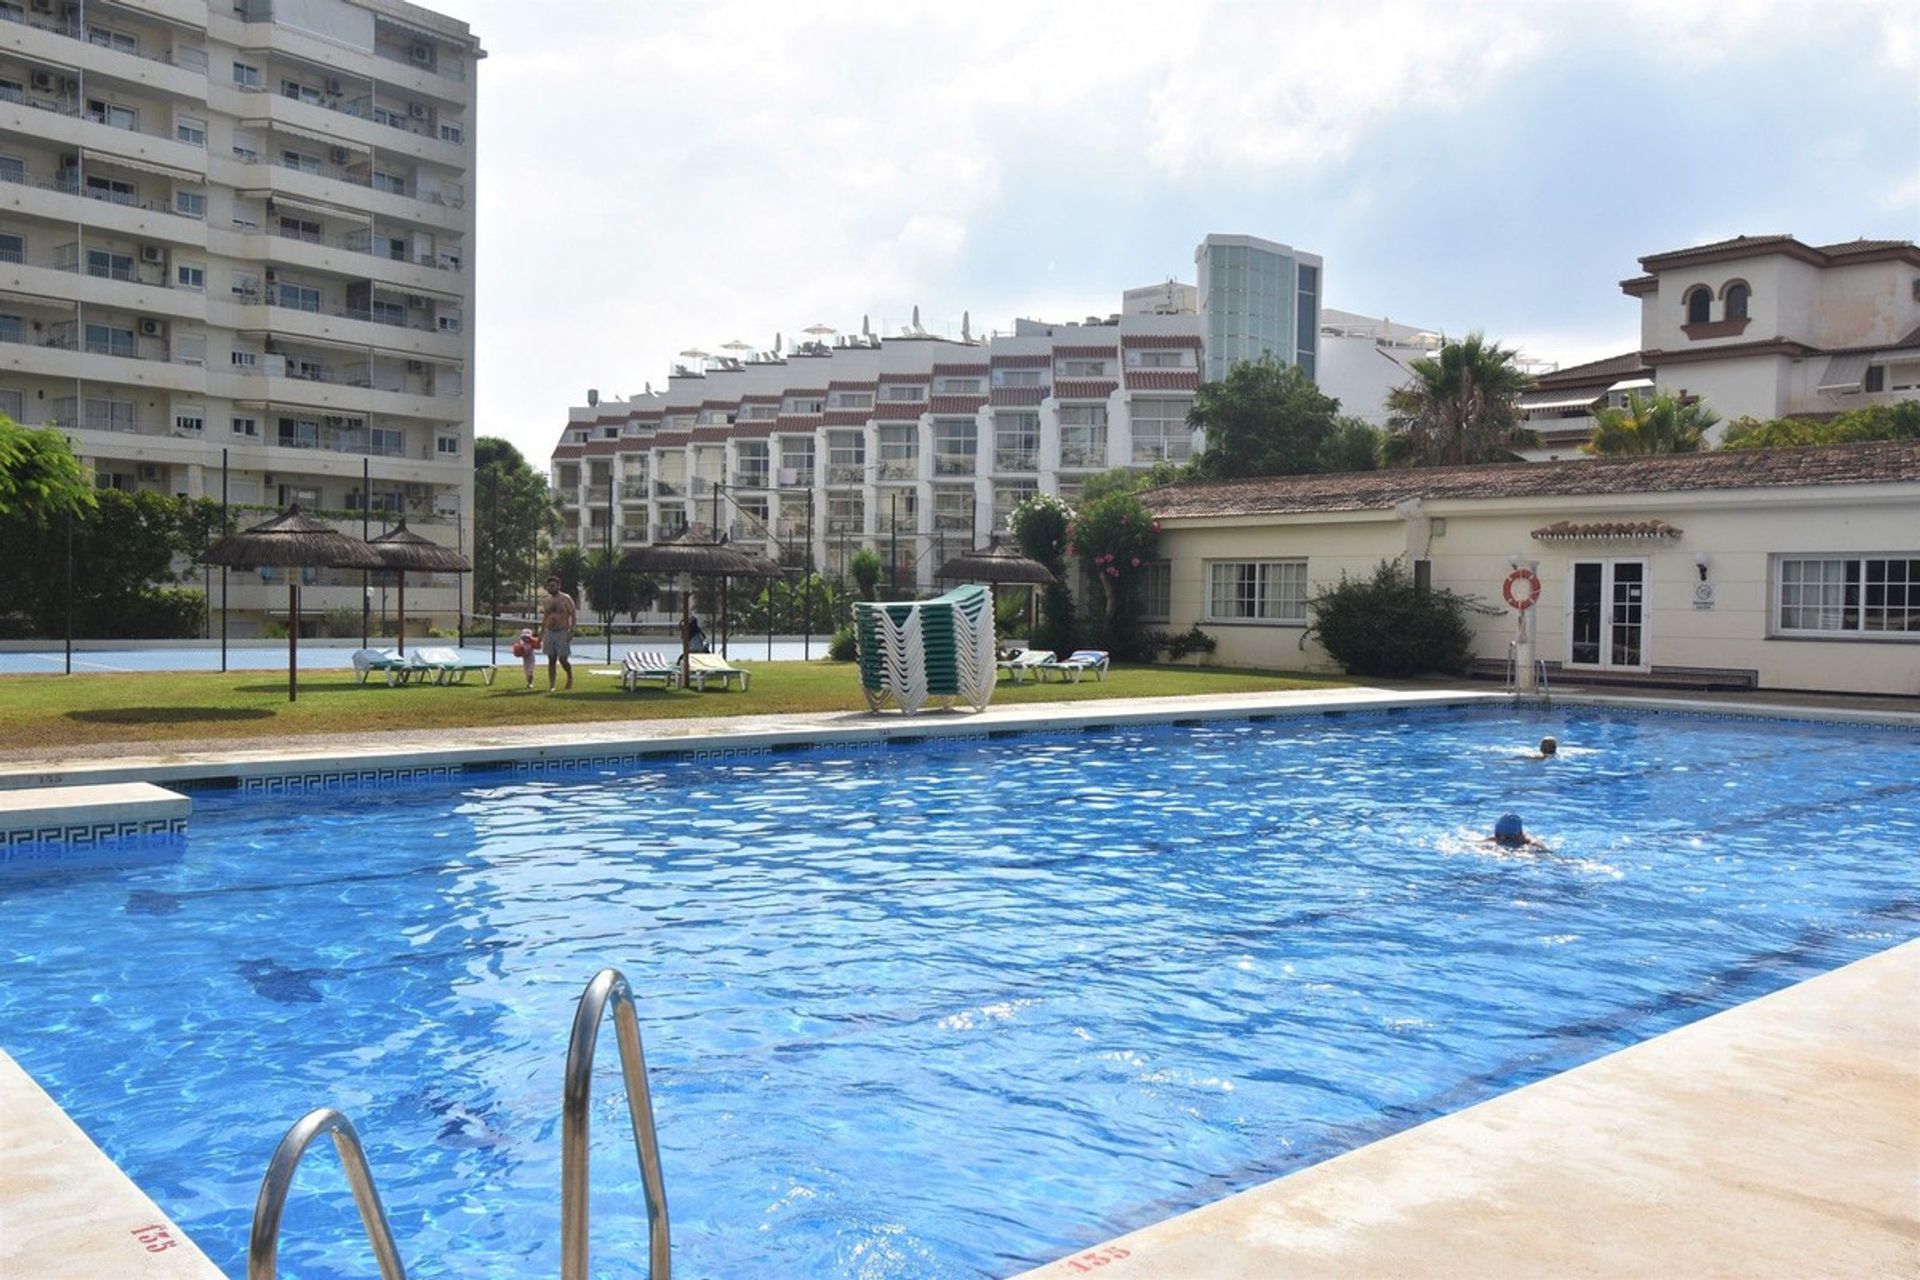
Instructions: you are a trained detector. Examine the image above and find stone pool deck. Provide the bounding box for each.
[1017,937,1920,1279]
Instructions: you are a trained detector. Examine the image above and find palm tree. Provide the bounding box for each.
[1383,333,1537,466]
[1583,391,1718,455]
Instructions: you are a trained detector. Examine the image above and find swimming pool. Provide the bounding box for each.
[2,706,1915,1278]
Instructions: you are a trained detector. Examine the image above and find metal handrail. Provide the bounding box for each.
[562,968,670,1280]
[248,1108,407,1280]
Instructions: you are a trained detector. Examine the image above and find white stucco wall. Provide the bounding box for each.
[1157,484,1920,696]
[1655,354,1796,427]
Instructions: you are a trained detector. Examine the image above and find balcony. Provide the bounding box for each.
[274,424,408,457]
[933,513,972,533]
[731,469,769,489]
[826,518,862,535]
[1059,443,1108,468]
[583,485,611,504]
[619,480,650,501]
[933,453,975,476]
[993,450,1039,473]
[779,468,815,487]
[653,479,682,498]
[826,463,865,484]
[876,458,918,481]
[0,6,210,76]
[651,524,688,543]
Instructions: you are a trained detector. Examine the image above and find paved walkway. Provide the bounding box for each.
[1017,938,1920,1279]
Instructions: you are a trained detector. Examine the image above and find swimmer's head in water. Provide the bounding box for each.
[1494,813,1526,843]
[1540,736,1558,757]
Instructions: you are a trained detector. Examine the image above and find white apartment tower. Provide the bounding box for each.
[551,314,1207,603]
[0,0,481,636]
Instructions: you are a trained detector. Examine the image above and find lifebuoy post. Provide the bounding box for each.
[1505,562,1542,691]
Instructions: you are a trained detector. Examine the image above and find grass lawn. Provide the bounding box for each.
[0,660,1351,752]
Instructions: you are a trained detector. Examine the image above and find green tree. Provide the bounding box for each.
[1187,358,1376,478]
[1383,333,1537,466]
[475,437,559,618]
[1583,391,1718,455]
[0,489,217,638]
[1304,559,1493,677]
[0,416,96,522]
[579,547,656,619]
[849,547,883,600]
[1721,400,1920,449]
[739,572,838,634]
[546,544,589,598]
[1011,491,1077,654]
[1082,462,1179,504]
[1065,490,1161,659]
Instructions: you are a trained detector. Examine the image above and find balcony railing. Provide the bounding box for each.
[584,485,611,504]
[876,459,918,481]
[826,518,862,535]
[933,513,972,532]
[1059,444,1108,468]
[993,450,1038,472]
[1131,441,1193,464]
[731,469,769,488]
[932,454,975,476]
[651,524,688,542]
[0,8,208,71]
[372,44,468,82]
[653,480,681,498]
[260,285,443,333]
[619,481,650,500]
[256,221,465,275]
[276,427,408,457]
[779,469,815,487]
[826,463,864,484]
[0,163,188,216]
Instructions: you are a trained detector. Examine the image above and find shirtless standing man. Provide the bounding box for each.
[540,575,577,692]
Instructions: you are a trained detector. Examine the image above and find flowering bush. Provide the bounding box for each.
[1011,492,1078,654]
[1065,490,1160,658]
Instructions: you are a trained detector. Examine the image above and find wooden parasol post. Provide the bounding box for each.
[289,578,299,703]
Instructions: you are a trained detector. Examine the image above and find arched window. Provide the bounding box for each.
[1723,281,1750,321]
[1685,286,1713,325]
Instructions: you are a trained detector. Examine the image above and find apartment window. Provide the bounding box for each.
[826,494,863,534]
[1131,350,1186,368]
[992,368,1042,388]
[370,299,404,326]
[829,390,873,410]
[277,283,320,312]
[1131,398,1195,463]
[85,398,135,430]
[231,141,260,163]
[877,424,917,478]
[826,431,865,481]
[436,314,461,333]
[991,482,1036,531]
[86,248,136,280]
[784,396,824,414]
[175,189,206,219]
[174,411,204,434]
[278,216,321,242]
[1059,403,1109,467]
[1684,285,1712,326]
[372,170,406,195]
[176,264,205,290]
[740,404,778,420]
[231,416,258,437]
[231,270,261,299]
[174,115,208,147]
[1724,281,1750,321]
[1140,561,1172,621]
[0,155,23,184]
[230,349,257,368]
[84,175,136,204]
[994,413,1039,472]
[933,419,976,475]
[438,123,462,144]
[1890,362,1920,394]
[0,232,19,264]
[881,383,921,401]
[436,434,460,456]
[1058,359,1108,377]
[1864,364,1886,394]
[232,62,262,89]
[87,100,138,131]
[1206,560,1309,624]
[280,80,322,105]
[1775,556,1920,636]
[84,323,135,358]
[372,427,405,456]
[0,314,21,345]
[278,418,319,448]
[933,487,972,532]
[0,386,21,419]
[82,22,135,52]
[934,376,983,394]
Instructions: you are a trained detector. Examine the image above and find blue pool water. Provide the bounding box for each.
[2,707,1917,1278]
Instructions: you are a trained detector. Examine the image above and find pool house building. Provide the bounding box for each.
[1141,441,1920,696]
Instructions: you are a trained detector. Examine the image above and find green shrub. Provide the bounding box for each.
[828,624,858,661]
[319,606,361,638]
[1147,625,1218,661]
[1304,560,1491,677]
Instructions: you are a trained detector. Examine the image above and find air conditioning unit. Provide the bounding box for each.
[264,268,276,282]
[140,244,164,264]
[58,153,78,170]
[138,463,163,481]
[408,102,429,119]
[330,146,349,164]
[138,319,161,337]
[30,71,54,91]
[409,43,431,63]
[406,359,425,373]
[325,78,342,95]
[404,294,426,308]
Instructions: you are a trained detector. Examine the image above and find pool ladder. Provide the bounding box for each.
[1505,641,1552,706]
[245,968,670,1280]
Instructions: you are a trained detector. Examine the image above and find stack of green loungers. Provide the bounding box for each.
[854,583,996,714]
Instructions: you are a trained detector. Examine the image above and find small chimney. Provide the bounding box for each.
[586,388,599,407]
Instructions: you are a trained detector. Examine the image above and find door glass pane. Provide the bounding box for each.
[1571,563,1602,664]
[1611,562,1644,667]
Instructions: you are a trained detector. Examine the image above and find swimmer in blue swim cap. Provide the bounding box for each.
[1488,812,1546,850]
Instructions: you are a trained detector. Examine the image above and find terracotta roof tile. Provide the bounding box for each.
[826,379,877,391]
[651,431,690,446]
[990,354,1053,368]
[1532,519,1683,541]
[1123,370,1201,392]
[1817,238,1916,257]
[873,402,926,421]
[1532,352,1648,390]
[689,426,731,443]
[1053,344,1117,358]
[929,395,987,415]
[1122,333,1205,349]
[1055,379,1118,399]
[771,415,822,432]
[991,387,1048,407]
[551,444,583,459]
[823,409,871,426]
[931,362,989,375]
[1143,441,1920,520]
[740,394,782,405]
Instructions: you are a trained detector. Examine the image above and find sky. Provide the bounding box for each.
[426,0,1920,467]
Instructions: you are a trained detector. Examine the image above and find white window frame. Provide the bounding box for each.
[175,262,205,290]
[231,415,258,437]
[175,116,207,147]
[1204,558,1309,625]
[174,188,206,219]
[232,61,262,89]
[174,409,204,434]
[1771,554,1920,639]
[436,434,460,456]
[1140,560,1172,621]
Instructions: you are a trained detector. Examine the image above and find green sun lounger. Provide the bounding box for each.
[854,583,995,714]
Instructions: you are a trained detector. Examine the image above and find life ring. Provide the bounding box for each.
[1503,567,1542,611]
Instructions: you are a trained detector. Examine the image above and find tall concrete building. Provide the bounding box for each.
[0,0,481,636]
[1194,233,1321,383]
[551,313,1206,608]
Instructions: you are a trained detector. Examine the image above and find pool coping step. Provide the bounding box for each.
[0,782,190,851]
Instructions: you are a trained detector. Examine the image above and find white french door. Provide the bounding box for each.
[1567,558,1650,670]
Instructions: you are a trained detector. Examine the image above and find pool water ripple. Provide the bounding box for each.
[1,707,1916,1278]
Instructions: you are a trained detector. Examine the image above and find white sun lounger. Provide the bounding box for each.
[687,652,751,691]
[620,650,682,691]
[1043,649,1110,683]
[996,648,1056,683]
[412,647,497,685]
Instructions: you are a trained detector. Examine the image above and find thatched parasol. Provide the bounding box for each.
[935,536,1056,586]
[201,505,383,702]
[620,535,780,685]
[366,519,472,656]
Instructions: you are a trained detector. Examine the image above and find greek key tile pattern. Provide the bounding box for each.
[0,816,187,856]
